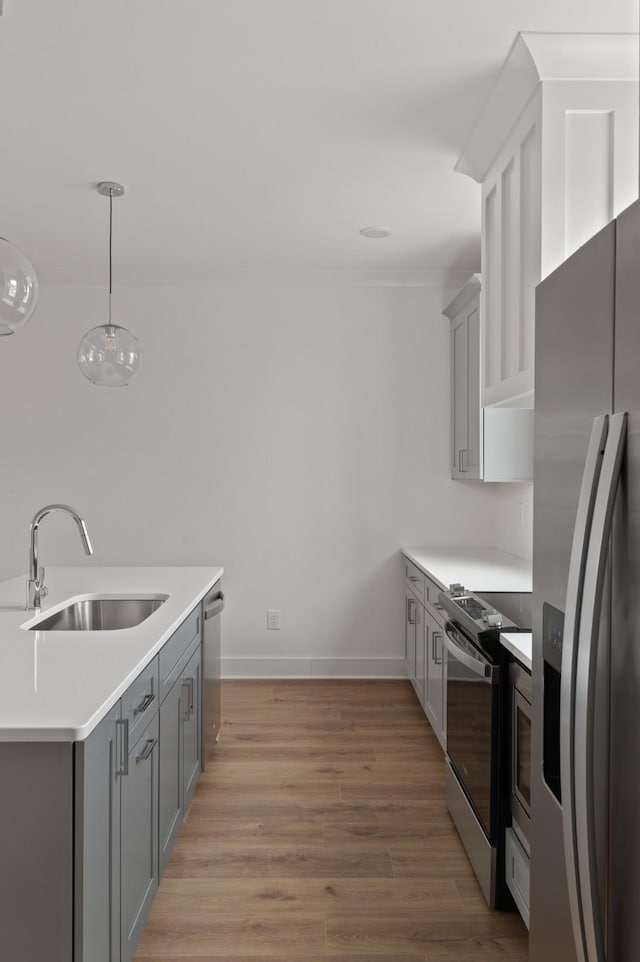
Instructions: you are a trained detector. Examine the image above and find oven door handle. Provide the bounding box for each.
[444,625,497,681]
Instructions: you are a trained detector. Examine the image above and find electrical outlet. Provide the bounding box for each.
[267,609,281,630]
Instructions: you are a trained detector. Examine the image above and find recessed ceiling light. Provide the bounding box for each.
[359,226,392,239]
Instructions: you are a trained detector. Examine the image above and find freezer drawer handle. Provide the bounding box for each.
[204,591,225,620]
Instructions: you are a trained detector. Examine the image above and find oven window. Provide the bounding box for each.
[515,698,532,810]
[446,655,494,839]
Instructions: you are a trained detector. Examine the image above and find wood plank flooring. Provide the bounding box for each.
[134,679,528,961]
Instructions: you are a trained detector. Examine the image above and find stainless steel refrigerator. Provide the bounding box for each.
[530,197,640,962]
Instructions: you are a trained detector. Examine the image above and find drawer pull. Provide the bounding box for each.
[133,692,155,715]
[408,575,419,583]
[181,678,194,720]
[136,738,157,764]
[116,719,129,776]
[407,598,417,626]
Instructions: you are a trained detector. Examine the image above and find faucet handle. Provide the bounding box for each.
[38,567,48,598]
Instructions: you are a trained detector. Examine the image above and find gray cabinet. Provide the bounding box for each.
[76,673,160,962]
[423,605,446,748]
[159,637,202,878]
[404,585,417,681]
[120,712,159,962]
[75,703,121,962]
[402,556,447,751]
[182,642,202,812]
[0,603,206,962]
[159,674,184,876]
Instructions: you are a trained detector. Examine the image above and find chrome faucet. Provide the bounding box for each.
[26,504,94,610]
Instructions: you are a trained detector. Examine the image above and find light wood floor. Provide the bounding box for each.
[135,679,528,961]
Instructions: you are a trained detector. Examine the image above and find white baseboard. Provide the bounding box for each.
[221,657,406,679]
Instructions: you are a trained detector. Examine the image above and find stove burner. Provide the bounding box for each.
[454,597,486,620]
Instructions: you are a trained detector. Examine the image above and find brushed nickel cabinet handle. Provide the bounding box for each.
[136,738,157,764]
[116,718,129,776]
[133,692,155,716]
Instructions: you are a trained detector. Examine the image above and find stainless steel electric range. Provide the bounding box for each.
[438,584,531,908]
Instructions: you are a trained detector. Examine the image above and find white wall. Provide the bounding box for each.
[493,482,533,562]
[0,283,500,675]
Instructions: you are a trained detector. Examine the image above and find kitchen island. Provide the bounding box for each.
[0,564,223,962]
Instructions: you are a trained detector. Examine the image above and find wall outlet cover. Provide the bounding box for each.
[267,609,281,630]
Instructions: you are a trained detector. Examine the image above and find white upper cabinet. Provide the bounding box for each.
[445,275,534,483]
[456,33,639,407]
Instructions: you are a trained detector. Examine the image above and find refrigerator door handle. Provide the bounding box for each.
[561,413,609,962]
[573,411,627,962]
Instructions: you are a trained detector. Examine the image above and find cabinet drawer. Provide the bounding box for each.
[122,656,159,741]
[505,827,530,929]
[404,559,425,601]
[424,574,446,626]
[159,606,201,702]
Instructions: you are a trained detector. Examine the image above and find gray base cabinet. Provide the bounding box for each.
[182,643,202,812]
[120,712,159,962]
[159,674,184,875]
[0,600,206,962]
[158,637,202,878]
[75,703,121,962]
[403,557,447,750]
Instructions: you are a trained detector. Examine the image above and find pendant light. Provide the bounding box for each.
[0,236,39,335]
[77,182,142,386]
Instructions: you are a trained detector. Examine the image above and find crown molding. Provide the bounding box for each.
[442,273,481,319]
[456,32,639,183]
[41,267,478,290]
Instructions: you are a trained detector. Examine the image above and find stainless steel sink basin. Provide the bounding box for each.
[28,595,168,631]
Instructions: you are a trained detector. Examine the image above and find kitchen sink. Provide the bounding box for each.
[27,595,168,631]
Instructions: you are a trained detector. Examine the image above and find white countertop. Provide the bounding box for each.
[500,632,532,672]
[0,566,223,742]
[402,545,532,593]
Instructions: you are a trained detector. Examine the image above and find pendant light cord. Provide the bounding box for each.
[108,189,113,327]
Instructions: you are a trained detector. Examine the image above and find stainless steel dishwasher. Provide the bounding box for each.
[202,584,225,765]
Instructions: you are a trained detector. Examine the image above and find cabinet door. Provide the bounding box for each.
[182,643,202,813]
[414,602,426,706]
[74,702,121,962]
[465,301,482,479]
[424,609,446,749]
[159,677,184,879]
[120,714,159,962]
[404,589,417,679]
[450,288,482,480]
[451,309,469,479]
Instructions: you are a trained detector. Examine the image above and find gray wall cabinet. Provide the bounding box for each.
[0,601,205,962]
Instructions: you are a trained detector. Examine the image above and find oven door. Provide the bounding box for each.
[445,622,500,842]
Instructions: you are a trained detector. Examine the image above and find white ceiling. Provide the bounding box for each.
[0,0,637,285]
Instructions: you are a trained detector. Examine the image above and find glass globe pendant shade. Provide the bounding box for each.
[77,323,142,387]
[0,236,39,335]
